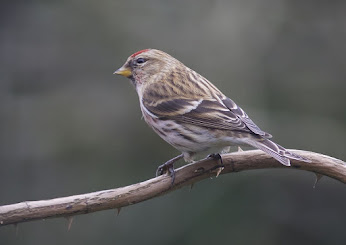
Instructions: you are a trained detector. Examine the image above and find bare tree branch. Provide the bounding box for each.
[0,150,345,227]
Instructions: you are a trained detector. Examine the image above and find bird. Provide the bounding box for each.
[114,49,310,183]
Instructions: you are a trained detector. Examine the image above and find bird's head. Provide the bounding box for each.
[114,49,180,87]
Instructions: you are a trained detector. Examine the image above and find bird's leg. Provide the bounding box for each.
[156,154,184,185]
[208,153,224,177]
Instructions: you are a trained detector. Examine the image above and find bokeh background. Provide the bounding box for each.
[1,0,346,244]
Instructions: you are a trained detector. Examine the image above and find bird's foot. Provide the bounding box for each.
[208,153,224,177]
[156,163,175,184]
[156,154,184,186]
[208,153,223,164]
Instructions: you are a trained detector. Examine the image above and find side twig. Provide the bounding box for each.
[0,150,345,227]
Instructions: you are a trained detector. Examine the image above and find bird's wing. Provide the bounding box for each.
[143,95,270,136]
[221,97,271,137]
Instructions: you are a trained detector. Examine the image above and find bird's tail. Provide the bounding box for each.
[243,137,311,166]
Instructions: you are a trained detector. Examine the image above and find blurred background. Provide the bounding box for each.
[1,0,346,244]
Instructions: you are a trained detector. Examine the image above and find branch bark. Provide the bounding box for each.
[0,150,345,227]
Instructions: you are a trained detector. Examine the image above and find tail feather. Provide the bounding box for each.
[243,138,310,166]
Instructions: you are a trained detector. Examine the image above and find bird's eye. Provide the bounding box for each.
[136,58,146,64]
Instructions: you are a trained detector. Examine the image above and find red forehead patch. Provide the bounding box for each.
[130,49,150,58]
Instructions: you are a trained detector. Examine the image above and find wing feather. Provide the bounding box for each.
[143,97,262,134]
[222,97,272,138]
[141,79,271,137]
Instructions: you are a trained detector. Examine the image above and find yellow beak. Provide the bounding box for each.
[113,66,132,77]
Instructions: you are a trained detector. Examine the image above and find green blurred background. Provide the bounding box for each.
[1,0,346,244]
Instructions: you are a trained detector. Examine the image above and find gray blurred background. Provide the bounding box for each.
[1,0,346,244]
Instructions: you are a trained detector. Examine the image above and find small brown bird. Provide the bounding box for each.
[114,49,310,182]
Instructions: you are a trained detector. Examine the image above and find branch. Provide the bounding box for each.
[0,150,345,227]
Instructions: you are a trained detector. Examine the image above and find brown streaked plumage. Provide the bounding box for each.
[114,49,310,182]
